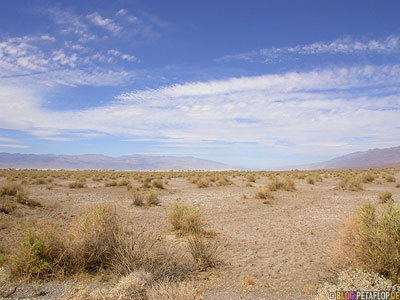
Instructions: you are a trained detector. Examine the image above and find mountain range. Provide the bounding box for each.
[0,153,232,171]
[290,146,400,170]
[1,146,400,171]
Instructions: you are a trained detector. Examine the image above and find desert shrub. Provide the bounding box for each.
[379,192,393,204]
[118,179,130,186]
[268,178,295,191]
[254,188,274,200]
[0,197,16,214]
[216,176,231,186]
[146,191,160,206]
[69,205,119,273]
[384,174,396,183]
[187,236,219,269]
[10,222,67,279]
[397,184,400,188]
[337,203,400,283]
[246,174,256,183]
[169,202,203,234]
[0,183,24,197]
[306,177,314,184]
[314,269,399,300]
[132,192,144,207]
[68,181,87,189]
[337,176,363,191]
[196,178,210,188]
[108,271,154,299]
[146,279,200,300]
[188,176,199,184]
[361,173,375,183]
[105,181,118,187]
[152,180,164,189]
[33,178,46,185]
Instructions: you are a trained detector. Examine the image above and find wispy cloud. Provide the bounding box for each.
[0,144,30,149]
[216,35,400,63]
[87,12,122,33]
[1,64,399,157]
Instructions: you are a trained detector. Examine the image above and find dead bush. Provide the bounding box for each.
[379,192,393,204]
[187,236,219,269]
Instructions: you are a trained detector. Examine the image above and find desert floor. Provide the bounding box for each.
[0,170,399,299]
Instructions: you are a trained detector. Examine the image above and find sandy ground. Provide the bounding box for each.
[0,170,399,299]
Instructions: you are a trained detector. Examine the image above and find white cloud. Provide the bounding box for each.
[0,64,399,158]
[87,12,122,33]
[216,35,400,63]
[0,144,30,149]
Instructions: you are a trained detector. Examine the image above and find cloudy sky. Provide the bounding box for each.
[0,0,400,168]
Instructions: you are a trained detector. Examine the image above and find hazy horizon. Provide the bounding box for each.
[1,1,400,169]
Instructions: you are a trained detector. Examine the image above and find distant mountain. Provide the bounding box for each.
[0,153,233,171]
[289,146,400,170]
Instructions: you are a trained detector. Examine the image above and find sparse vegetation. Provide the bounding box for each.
[378,191,393,203]
[337,202,400,283]
[337,176,363,191]
[169,202,203,234]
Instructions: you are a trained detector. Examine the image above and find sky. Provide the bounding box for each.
[0,0,400,169]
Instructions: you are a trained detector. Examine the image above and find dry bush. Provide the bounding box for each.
[246,174,256,183]
[268,178,295,191]
[361,173,375,183]
[0,197,16,214]
[10,222,67,279]
[68,181,87,189]
[314,269,399,300]
[187,236,219,269]
[0,182,24,197]
[306,177,315,184]
[108,271,154,299]
[379,192,393,204]
[384,174,396,183]
[146,279,200,300]
[337,176,363,191]
[132,192,144,206]
[169,202,203,235]
[68,205,119,273]
[146,191,160,206]
[254,188,274,200]
[337,203,400,283]
[105,181,118,187]
[118,178,130,186]
[152,180,164,189]
[196,178,210,188]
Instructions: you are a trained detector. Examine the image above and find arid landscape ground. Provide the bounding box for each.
[0,168,399,299]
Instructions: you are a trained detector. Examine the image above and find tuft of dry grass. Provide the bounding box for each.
[378,191,393,204]
[169,202,203,235]
[152,180,164,189]
[187,235,219,269]
[132,192,144,206]
[337,176,363,191]
[268,178,295,191]
[146,279,201,300]
[146,191,160,206]
[196,178,210,188]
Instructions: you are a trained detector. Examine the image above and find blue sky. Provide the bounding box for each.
[0,0,400,168]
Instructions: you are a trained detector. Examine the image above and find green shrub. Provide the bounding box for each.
[338,203,400,283]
